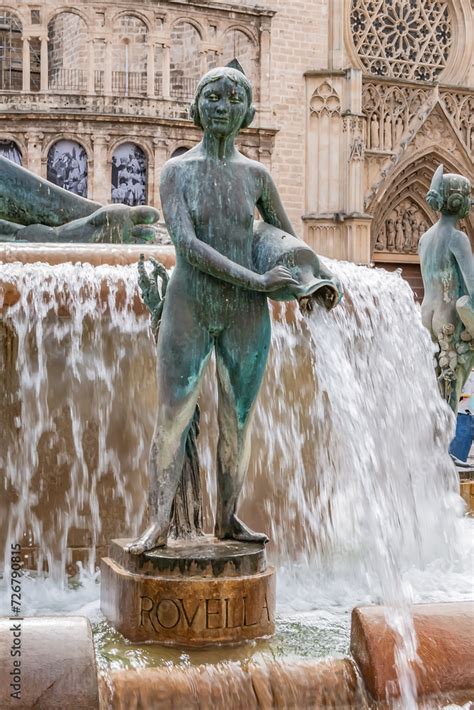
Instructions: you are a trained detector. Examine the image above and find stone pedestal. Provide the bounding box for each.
[100,536,276,646]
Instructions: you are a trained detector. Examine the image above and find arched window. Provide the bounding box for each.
[111,143,147,206]
[47,140,88,197]
[170,21,201,99]
[48,12,88,91]
[112,15,148,96]
[0,140,22,164]
[0,12,22,90]
[221,30,258,98]
[170,146,190,159]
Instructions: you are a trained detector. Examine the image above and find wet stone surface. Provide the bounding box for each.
[110,535,267,578]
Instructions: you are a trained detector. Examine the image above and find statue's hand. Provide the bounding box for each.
[259,266,299,293]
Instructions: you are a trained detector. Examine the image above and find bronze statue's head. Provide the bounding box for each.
[189,61,255,131]
[426,164,472,219]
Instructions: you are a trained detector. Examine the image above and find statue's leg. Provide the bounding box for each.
[0,155,101,227]
[127,301,213,554]
[214,303,271,544]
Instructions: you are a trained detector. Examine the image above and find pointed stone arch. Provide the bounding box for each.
[370,147,473,257]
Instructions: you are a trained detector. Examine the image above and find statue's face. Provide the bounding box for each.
[197,76,248,137]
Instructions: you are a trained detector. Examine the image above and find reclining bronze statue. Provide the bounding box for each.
[420,165,474,414]
[0,155,160,243]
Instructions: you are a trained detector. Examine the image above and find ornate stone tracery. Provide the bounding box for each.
[350,0,453,81]
[440,90,474,154]
[309,81,341,116]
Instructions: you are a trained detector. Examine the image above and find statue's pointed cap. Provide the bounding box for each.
[426,164,445,211]
[430,164,444,194]
[225,58,245,75]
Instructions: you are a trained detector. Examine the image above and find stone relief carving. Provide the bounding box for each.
[350,0,452,81]
[309,81,341,117]
[374,198,430,254]
[362,81,431,152]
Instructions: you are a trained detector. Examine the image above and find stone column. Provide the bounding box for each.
[153,138,168,209]
[22,37,30,92]
[328,0,345,70]
[340,69,371,263]
[259,26,271,114]
[92,135,110,204]
[26,132,44,176]
[104,40,112,96]
[87,40,95,94]
[345,68,363,114]
[199,50,207,76]
[147,41,155,98]
[40,37,48,92]
[162,45,170,99]
[343,114,365,214]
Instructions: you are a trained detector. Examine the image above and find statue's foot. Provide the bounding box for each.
[126,523,168,555]
[215,515,269,544]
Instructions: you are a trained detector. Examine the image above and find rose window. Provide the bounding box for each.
[350,0,453,81]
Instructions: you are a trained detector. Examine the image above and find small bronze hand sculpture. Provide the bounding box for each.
[128,62,341,554]
[419,165,474,413]
[0,156,159,243]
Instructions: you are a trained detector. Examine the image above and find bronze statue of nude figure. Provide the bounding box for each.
[127,63,341,554]
[420,165,474,414]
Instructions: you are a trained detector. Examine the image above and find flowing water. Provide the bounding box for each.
[0,258,472,707]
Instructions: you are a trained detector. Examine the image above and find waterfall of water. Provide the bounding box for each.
[0,258,470,704]
[249,261,462,707]
[0,262,153,584]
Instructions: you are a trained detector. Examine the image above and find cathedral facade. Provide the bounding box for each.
[0,0,472,292]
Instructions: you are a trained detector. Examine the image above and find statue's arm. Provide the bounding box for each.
[256,167,297,237]
[450,231,474,298]
[256,167,336,282]
[160,162,265,291]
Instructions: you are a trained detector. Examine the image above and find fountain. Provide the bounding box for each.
[0,66,473,707]
[1,249,473,706]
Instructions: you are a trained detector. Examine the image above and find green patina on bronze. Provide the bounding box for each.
[0,155,159,243]
[128,62,342,554]
[420,164,474,414]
